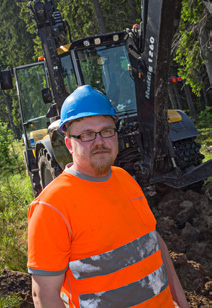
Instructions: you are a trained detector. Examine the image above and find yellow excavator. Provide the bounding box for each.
[0,0,211,196]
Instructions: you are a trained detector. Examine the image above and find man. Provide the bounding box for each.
[28,85,189,308]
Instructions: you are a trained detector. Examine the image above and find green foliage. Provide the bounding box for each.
[58,0,96,39]
[0,0,35,132]
[11,97,21,129]
[0,123,25,176]
[196,106,212,162]
[0,127,33,272]
[0,0,35,66]
[0,293,23,308]
[174,0,208,96]
[196,128,212,162]
[102,0,141,32]
[197,106,212,129]
[0,173,33,272]
[17,0,141,58]
[17,2,43,61]
[0,123,13,170]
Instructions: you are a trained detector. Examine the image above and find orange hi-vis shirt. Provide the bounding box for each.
[28,166,174,308]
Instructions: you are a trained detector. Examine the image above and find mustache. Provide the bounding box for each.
[91,146,111,155]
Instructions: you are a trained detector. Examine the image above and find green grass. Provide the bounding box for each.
[0,294,23,308]
[196,127,212,162]
[0,173,33,272]
[0,136,33,305]
[195,106,212,162]
[0,134,35,273]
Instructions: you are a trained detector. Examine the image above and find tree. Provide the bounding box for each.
[0,0,35,66]
[0,0,35,134]
[0,123,17,174]
[173,0,211,98]
[91,0,107,33]
[99,0,141,33]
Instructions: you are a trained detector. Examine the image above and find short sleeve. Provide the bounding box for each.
[27,201,72,275]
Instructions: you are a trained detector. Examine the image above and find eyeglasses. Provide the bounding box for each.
[70,128,117,142]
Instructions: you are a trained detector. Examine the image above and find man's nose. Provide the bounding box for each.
[94,132,105,144]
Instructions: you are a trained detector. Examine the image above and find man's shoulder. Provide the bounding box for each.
[111,166,133,178]
[111,166,145,198]
[111,166,140,186]
[30,171,75,206]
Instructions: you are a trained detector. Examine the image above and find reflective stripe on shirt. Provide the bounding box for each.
[69,230,159,280]
[79,263,168,308]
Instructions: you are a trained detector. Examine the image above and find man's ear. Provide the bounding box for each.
[65,136,73,154]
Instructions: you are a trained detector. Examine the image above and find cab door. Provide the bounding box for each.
[14,61,50,153]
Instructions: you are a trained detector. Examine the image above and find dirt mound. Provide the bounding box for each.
[154,187,212,307]
[0,186,211,307]
[0,270,33,307]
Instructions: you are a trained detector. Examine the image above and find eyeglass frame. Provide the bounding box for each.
[69,127,117,142]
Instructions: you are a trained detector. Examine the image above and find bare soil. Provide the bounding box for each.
[153,184,212,308]
[0,184,211,307]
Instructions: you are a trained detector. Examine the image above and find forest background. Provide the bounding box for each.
[0,0,211,137]
[0,0,211,306]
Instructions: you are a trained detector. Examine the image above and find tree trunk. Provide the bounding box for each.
[201,83,209,107]
[173,85,182,109]
[199,10,212,87]
[200,37,212,86]
[168,84,178,109]
[184,84,197,121]
[127,0,138,26]
[91,0,107,34]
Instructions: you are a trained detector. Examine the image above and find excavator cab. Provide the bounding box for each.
[72,36,136,115]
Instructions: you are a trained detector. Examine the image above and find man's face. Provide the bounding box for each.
[65,115,118,177]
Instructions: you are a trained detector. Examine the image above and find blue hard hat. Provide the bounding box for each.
[59,85,117,132]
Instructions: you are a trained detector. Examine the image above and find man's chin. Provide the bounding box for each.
[91,159,114,176]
